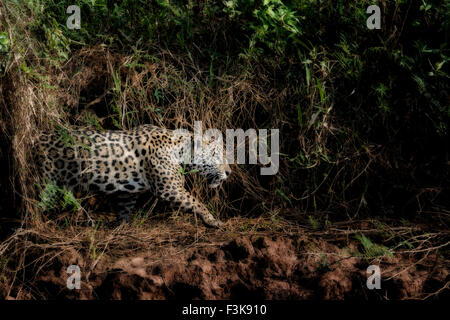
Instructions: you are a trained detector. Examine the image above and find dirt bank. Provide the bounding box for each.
[2,222,447,300]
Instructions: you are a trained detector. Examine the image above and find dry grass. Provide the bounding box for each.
[1,209,448,299]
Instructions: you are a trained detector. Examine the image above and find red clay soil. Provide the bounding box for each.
[3,233,448,300]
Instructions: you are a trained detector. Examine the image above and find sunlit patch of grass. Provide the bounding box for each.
[353,234,394,259]
[37,180,81,213]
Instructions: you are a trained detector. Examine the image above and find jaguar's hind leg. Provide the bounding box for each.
[113,193,139,223]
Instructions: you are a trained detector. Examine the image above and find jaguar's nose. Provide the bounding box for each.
[224,166,231,178]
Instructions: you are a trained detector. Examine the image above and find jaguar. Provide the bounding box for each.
[35,124,231,228]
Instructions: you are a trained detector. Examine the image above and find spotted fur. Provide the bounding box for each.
[35,125,231,227]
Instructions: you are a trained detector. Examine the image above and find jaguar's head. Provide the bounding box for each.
[188,134,231,188]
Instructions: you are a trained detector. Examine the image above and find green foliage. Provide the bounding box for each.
[355,234,394,259]
[88,222,100,260]
[178,156,199,176]
[275,187,292,207]
[0,31,10,73]
[0,32,9,53]
[83,111,104,131]
[236,0,304,57]
[38,180,81,213]
[308,215,320,230]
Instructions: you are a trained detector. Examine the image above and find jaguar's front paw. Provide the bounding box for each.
[206,218,225,229]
